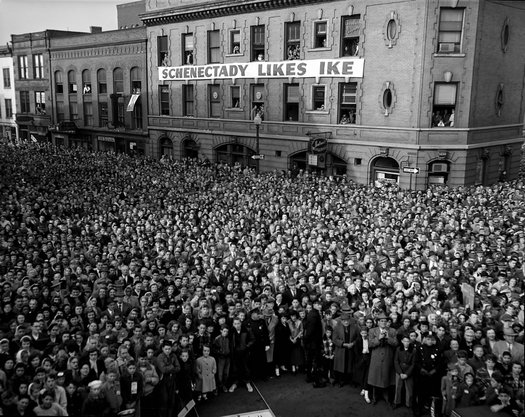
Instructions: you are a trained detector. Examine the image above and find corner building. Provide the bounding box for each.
[143,0,525,189]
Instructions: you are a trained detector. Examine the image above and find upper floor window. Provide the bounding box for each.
[158,35,169,66]
[159,85,170,115]
[251,25,265,61]
[82,70,92,94]
[5,99,12,118]
[284,83,300,121]
[341,15,360,56]
[130,67,141,94]
[183,34,194,65]
[35,91,46,114]
[339,82,357,124]
[314,21,327,48]
[438,8,464,53]
[18,56,28,79]
[312,85,326,110]
[55,71,63,94]
[432,83,457,127]
[33,54,44,79]
[230,86,240,108]
[230,30,241,54]
[3,68,11,88]
[68,70,77,94]
[251,84,265,119]
[182,84,194,117]
[208,30,220,64]
[97,69,107,94]
[113,68,124,95]
[285,22,301,60]
[209,85,221,118]
[20,91,30,113]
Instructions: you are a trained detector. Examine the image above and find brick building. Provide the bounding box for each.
[143,0,525,189]
[0,46,17,143]
[48,27,148,153]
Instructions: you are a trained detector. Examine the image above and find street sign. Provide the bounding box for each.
[251,154,265,160]
[402,166,420,174]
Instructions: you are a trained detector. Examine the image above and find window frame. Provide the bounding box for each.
[98,102,108,126]
[20,91,30,113]
[130,67,141,94]
[284,83,300,121]
[251,25,265,61]
[182,84,194,117]
[312,85,326,111]
[208,30,220,64]
[182,33,194,65]
[341,15,361,57]
[2,68,11,88]
[437,8,465,54]
[97,69,107,95]
[251,84,265,119]
[82,70,92,95]
[285,21,301,60]
[338,82,357,124]
[229,29,241,55]
[68,70,78,94]
[83,101,93,126]
[159,85,170,116]
[18,55,29,79]
[158,35,169,66]
[113,68,124,95]
[33,54,44,79]
[5,99,12,118]
[230,85,241,109]
[35,91,46,114]
[69,101,78,121]
[432,82,457,127]
[313,21,328,49]
[208,84,221,118]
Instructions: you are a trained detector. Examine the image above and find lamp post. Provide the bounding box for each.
[253,113,262,174]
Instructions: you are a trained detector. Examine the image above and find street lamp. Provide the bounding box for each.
[253,113,262,173]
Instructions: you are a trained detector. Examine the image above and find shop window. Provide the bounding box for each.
[68,70,77,94]
[338,82,357,124]
[3,68,11,88]
[98,102,108,126]
[33,54,44,79]
[251,84,265,119]
[182,84,194,116]
[113,68,124,95]
[341,15,360,56]
[183,33,194,65]
[209,84,221,118]
[208,30,220,64]
[82,70,92,94]
[230,86,240,108]
[83,102,93,126]
[18,55,28,79]
[284,83,299,121]
[35,91,46,114]
[5,99,12,118]
[432,83,457,127]
[97,69,107,94]
[20,91,30,113]
[285,21,301,60]
[69,102,78,121]
[159,85,170,115]
[230,30,241,54]
[158,35,169,66]
[314,21,327,48]
[437,8,464,53]
[312,85,325,110]
[251,25,265,61]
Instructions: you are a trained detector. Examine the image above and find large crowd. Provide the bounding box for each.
[0,142,523,417]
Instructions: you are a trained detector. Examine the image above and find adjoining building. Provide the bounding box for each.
[142,0,525,189]
[48,27,148,153]
[0,45,17,143]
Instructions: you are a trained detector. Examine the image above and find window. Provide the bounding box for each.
[230,30,241,54]
[33,54,44,79]
[159,85,170,115]
[97,69,107,94]
[3,68,11,88]
[432,83,457,127]
[35,91,46,114]
[83,102,93,126]
[158,35,169,66]
[183,34,194,65]
[82,70,92,94]
[5,99,12,118]
[182,84,194,116]
[341,15,360,56]
[69,102,78,120]
[438,8,464,53]
[285,22,301,60]
[68,71,77,94]
[339,82,357,124]
[18,56,28,79]
[314,21,327,48]
[284,83,299,121]
[209,85,221,118]
[56,101,65,122]
[251,25,265,61]
[55,71,63,94]
[230,86,240,108]
[251,84,264,119]
[312,85,325,110]
[131,96,142,129]
[98,102,108,126]
[208,30,220,64]
[113,68,124,95]
[130,67,141,94]
[20,91,30,113]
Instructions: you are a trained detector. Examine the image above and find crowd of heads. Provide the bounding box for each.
[0,142,523,416]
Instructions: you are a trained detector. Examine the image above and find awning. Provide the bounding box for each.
[126,94,140,112]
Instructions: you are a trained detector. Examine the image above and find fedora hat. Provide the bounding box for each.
[503,327,517,337]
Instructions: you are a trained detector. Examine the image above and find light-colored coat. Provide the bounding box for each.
[264,314,279,362]
[367,326,398,388]
[195,355,217,393]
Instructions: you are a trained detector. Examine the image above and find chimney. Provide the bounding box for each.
[90,26,102,34]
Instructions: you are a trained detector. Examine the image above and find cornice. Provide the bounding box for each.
[142,0,335,26]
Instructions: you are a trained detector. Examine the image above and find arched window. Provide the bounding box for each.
[68,70,77,94]
[82,70,91,94]
[159,137,173,158]
[113,68,124,95]
[97,69,107,94]
[130,67,141,94]
[55,71,63,94]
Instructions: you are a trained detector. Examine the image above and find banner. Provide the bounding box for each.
[159,58,364,81]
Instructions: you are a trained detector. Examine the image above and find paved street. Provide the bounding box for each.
[196,373,414,417]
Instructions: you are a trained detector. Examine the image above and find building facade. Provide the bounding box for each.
[0,46,17,143]
[48,27,148,153]
[143,0,525,189]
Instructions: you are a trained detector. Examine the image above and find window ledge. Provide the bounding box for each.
[225,108,244,112]
[305,110,330,115]
[433,53,466,58]
[225,53,244,58]
[307,47,332,52]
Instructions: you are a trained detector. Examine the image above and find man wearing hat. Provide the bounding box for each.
[303,299,324,386]
[414,331,441,417]
[332,310,359,387]
[245,307,270,380]
[493,327,524,363]
[262,305,279,377]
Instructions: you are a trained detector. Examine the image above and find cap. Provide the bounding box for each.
[500,313,513,322]
[88,380,103,390]
[422,331,436,339]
